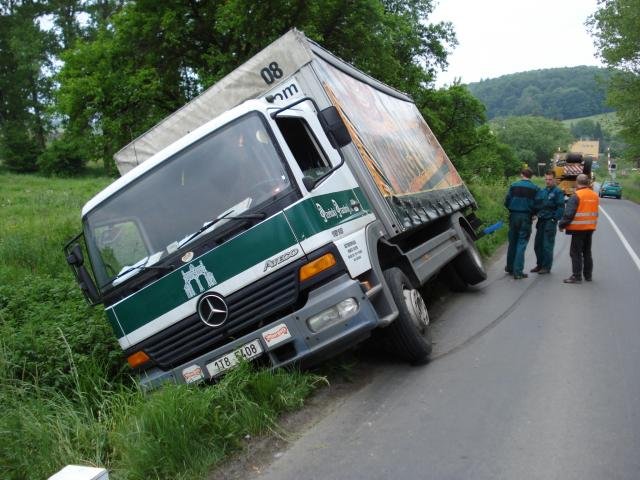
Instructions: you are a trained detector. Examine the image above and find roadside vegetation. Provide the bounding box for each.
[614,175,640,203]
[468,179,510,257]
[616,174,640,203]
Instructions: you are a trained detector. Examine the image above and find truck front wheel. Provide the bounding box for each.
[383,268,432,364]
[454,229,487,285]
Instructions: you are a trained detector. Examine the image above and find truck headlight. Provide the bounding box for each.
[306,298,359,333]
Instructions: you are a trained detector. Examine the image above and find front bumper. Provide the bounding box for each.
[139,274,379,389]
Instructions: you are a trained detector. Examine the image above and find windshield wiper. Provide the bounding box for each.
[101,263,174,289]
[180,210,266,248]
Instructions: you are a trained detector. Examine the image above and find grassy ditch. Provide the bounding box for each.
[0,171,509,479]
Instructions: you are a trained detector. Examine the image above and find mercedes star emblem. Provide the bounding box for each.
[197,293,228,327]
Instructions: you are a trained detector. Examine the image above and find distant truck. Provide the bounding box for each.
[553,151,595,196]
[65,29,486,389]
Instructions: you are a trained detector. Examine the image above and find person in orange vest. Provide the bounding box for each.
[558,174,599,284]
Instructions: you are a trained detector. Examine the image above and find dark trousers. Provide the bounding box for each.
[569,230,594,280]
[506,213,532,275]
[534,218,557,270]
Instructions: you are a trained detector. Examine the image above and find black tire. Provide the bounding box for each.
[383,268,432,363]
[440,262,468,292]
[566,153,583,163]
[583,157,593,176]
[454,229,487,285]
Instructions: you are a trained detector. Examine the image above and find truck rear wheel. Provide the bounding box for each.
[454,229,487,285]
[583,157,593,176]
[383,268,432,364]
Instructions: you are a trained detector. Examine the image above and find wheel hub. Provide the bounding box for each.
[403,287,429,333]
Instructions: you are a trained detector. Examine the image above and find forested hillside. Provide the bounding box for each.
[468,66,614,120]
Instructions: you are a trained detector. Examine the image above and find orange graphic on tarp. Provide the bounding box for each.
[323,84,394,197]
[316,60,462,197]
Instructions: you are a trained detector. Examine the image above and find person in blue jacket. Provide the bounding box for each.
[531,171,565,274]
[504,167,540,279]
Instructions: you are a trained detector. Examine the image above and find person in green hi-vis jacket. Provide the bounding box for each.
[504,167,540,279]
[531,171,565,274]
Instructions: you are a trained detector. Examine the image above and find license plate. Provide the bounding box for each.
[206,339,263,378]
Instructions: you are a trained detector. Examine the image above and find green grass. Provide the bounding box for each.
[0,172,113,280]
[0,358,321,480]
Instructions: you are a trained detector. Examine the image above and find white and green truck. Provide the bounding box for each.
[65,29,486,389]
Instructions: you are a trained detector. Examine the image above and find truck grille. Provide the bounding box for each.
[138,260,303,369]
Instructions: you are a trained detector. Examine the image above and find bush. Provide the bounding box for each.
[37,136,89,175]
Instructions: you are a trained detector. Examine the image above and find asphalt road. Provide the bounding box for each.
[246,197,640,480]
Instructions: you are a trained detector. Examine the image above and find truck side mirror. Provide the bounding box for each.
[66,243,84,266]
[318,106,351,149]
[64,240,100,305]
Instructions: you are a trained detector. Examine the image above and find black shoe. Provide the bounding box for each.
[530,266,541,273]
[584,276,592,282]
[514,273,528,280]
[563,276,582,284]
[538,268,550,274]
[505,266,513,274]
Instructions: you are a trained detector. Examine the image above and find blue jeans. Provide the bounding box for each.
[506,213,532,275]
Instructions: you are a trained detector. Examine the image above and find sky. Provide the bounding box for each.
[430,0,603,86]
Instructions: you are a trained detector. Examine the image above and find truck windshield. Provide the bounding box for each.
[84,112,292,291]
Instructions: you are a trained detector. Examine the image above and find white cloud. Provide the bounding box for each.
[430,0,603,86]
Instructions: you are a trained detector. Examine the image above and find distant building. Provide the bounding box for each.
[570,140,599,158]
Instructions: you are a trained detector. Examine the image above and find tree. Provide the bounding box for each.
[588,0,640,159]
[418,84,520,179]
[55,0,457,173]
[0,2,55,171]
[490,116,573,170]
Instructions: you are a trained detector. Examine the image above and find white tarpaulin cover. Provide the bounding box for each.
[114,29,313,175]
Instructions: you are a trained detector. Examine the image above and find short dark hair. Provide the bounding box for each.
[545,170,554,177]
[521,167,533,178]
